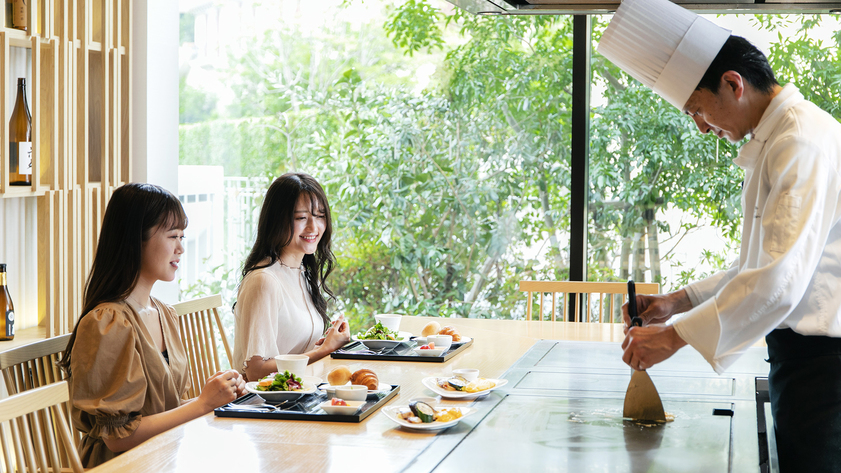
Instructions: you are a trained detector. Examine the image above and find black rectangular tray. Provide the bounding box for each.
[214,384,399,423]
[330,338,473,362]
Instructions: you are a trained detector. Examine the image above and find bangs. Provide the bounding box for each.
[301,191,328,216]
[160,196,189,231]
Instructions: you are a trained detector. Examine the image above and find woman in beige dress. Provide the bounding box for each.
[58,183,246,468]
[235,173,350,381]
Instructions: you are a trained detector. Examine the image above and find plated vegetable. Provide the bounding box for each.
[356,322,403,341]
[255,371,303,392]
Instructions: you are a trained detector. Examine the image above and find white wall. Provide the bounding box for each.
[133,0,181,303]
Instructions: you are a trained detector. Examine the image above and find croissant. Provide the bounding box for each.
[438,325,462,342]
[350,369,379,390]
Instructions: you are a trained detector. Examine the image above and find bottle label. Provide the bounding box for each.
[19,142,31,175]
[5,310,13,338]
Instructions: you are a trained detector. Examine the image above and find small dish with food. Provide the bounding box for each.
[412,345,447,357]
[319,398,365,415]
[421,376,508,399]
[245,371,318,402]
[383,400,477,431]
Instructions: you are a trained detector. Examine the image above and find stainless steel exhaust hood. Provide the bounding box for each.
[446,0,841,15]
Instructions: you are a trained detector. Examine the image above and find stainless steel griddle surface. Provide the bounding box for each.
[434,396,732,472]
[409,340,770,473]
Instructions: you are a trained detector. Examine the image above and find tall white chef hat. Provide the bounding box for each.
[597,0,731,109]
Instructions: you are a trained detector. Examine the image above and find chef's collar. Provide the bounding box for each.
[598,0,731,110]
[733,84,803,170]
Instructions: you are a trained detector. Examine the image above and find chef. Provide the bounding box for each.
[598,0,841,470]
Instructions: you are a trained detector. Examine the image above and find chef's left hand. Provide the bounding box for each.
[622,324,688,371]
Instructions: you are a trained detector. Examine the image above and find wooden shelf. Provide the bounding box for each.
[1,0,132,338]
[1,186,48,198]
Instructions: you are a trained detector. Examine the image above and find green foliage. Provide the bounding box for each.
[179,75,218,124]
[180,2,841,323]
[384,0,445,56]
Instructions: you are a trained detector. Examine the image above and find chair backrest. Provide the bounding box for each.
[172,294,233,398]
[0,381,84,473]
[518,281,660,323]
[0,334,71,396]
[0,334,82,450]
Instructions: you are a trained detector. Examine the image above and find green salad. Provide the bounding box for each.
[356,321,402,341]
[255,370,304,392]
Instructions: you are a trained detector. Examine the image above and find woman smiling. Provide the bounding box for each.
[234,173,350,381]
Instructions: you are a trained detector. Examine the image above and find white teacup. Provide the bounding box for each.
[374,314,402,332]
[274,354,308,377]
[426,334,452,351]
[452,368,479,382]
[335,385,368,401]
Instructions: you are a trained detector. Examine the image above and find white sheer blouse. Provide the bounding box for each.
[233,261,324,372]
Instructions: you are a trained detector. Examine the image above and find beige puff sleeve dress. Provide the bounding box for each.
[69,298,190,468]
[233,261,325,374]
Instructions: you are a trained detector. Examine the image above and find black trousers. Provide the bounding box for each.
[766,328,841,473]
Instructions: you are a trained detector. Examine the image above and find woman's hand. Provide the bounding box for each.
[318,315,350,353]
[197,370,242,412]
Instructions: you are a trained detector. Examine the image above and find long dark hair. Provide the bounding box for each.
[58,183,188,375]
[240,173,335,327]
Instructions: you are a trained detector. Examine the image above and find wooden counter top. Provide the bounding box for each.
[85,318,738,473]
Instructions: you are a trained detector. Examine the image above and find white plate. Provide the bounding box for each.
[383,405,477,431]
[318,382,391,395]
[319,400,365,416]
[413,336,472,346]
[421,376,508,399]
[245,381,318,402]
[413,346,447,357]
[352,331,413,349]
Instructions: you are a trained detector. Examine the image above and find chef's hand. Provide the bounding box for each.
[621,324,687,371]
[622,289,693,334]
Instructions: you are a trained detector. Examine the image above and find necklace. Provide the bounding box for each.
[127,294,154,312]
[279,259,304,271]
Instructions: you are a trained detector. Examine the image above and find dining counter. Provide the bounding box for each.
[87,318,770,472]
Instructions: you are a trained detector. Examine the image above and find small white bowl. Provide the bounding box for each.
[335,385,368,401]
[319,400,365,415]
[274,354,308,376]
[413,346,447,357]
[374,314,403,332]
[452,369,479,382]
[426,334,452,351]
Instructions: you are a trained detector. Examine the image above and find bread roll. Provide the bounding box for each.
[421,321,442,337]
[327,365,352,386]
[438,325,461,342]
[350,368,379,390]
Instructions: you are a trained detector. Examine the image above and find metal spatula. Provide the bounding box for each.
[623,280,667,423]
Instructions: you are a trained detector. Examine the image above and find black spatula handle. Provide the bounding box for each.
[628,280,642,327]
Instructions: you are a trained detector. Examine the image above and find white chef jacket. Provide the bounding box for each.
[672,84,841,374]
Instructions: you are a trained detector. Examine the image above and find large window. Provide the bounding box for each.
[178,1,841,329]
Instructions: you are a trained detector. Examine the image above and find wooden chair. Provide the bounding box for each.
[0,334,71,396]
[0,334,81,450]
[518,281,660,323]
[173,294,233,398]
[0,380,84,473]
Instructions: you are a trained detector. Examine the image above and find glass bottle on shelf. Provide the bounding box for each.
[11,0,26,31]
[9,78,32,187]
[0,264,15,341]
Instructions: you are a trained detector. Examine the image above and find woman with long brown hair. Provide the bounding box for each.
[59,183,245,468]
[234,172,349,381]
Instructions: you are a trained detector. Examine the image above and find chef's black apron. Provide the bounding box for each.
[765,328,841,472]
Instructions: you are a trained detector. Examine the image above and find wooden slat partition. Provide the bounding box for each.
[519,281,660,323]
[0,0,131,338]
